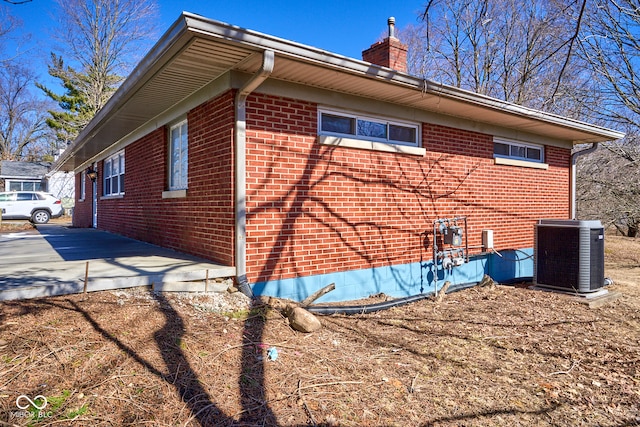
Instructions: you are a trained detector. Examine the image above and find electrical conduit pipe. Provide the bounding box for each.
[307,282,478,315]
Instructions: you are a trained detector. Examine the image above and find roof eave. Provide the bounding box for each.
[53,14,194,173]
[182,13,624,143]
[422,82,626,143]
[52,12,625,173]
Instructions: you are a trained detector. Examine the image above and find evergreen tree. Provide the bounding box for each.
[37,53,114,145]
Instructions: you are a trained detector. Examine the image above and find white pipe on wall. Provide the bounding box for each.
[570,143,599,219]
[234,50,275,296]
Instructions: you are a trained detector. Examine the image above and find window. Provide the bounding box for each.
[494,138,543,163]
[8,180,44,192]
[80,171,86,200]
[319,109,420,146]
[17,192,36,201]
[169,120,188,190]
[103,151,125,196]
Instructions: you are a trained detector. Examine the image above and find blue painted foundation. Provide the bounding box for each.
[251,248,534,303]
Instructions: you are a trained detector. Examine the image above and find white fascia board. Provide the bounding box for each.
[422,82,626,142]
[54,12,625,174]
[53,14,195,173]
[183,13,624,143]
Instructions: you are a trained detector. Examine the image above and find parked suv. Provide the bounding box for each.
[0,191,64,224]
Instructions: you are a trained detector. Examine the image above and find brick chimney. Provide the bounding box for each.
[362,17,408,73]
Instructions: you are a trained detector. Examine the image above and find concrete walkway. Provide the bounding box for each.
[0,224,235,301]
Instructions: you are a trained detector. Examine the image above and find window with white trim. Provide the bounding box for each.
[493,138,543,163]
[7,180,44,191]
[169,120,188,190]
[103,151,125,196]
[319,109,420,146]
[80,171,86,200]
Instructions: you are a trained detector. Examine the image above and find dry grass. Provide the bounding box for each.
[1,238,639,426]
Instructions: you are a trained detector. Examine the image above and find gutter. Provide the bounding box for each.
[422,82,625,142]
[185,12,624,142]
[53,12,625,175]
[234,50,275,297]
[570,143,599,219]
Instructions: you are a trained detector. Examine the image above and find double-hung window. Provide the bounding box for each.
[104,151,125,196]
[319,109,420,147]
[169,120,188,190]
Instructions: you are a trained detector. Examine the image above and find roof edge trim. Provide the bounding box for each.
[53,13,194,173]
[182,12,625,143]
[424,82,625,142]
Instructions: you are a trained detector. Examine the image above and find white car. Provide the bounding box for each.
[0,191,64,224]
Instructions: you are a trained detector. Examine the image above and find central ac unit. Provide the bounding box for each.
[533,219,605,293]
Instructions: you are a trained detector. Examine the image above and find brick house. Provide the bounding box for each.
[53,13,623,302]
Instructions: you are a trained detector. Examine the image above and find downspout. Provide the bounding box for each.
[234,50,275,297]
[570,143,599,219]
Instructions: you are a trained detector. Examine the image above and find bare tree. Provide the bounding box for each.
[573,1,640,236]
[403,0,591,115]
[51,0,158,112]
[577,138,640,237]
[579,0,640,129]
[0,4,21,63]
[39,0,159,145]
[405,0,637,235]
[0,62,52,160]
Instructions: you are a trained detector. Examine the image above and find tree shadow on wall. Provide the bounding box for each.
[246,143,487,298]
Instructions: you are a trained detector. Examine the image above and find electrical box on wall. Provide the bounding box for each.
[482,230,494,250]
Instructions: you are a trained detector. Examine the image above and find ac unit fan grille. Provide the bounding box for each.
[536,227,580,289]
[534,220,605,293]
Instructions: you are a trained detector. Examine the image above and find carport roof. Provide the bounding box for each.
[53,12,625,172]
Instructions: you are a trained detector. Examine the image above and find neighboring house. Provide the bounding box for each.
[0,161,49,192]
[0,161,75,214]
[52,13,624,302]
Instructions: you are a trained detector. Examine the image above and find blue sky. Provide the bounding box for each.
[6,0,426,82]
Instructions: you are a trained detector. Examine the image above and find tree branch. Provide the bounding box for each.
[544,0,588,107]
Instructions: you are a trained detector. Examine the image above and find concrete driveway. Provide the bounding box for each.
[0,224,235,301]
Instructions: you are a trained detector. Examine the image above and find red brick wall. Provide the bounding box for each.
[72,89,571,285]
[72,172,93,228]
[80,91,236,266]
[245,93,570,284]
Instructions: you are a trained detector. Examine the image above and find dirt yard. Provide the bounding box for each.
[0,235,638,426]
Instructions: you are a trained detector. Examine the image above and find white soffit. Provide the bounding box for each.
[54,12,624,172]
